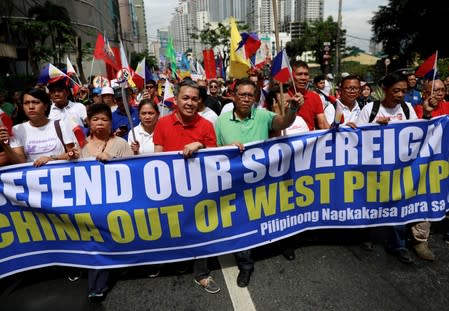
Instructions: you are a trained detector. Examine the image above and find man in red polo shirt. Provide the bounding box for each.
[153,79,219,294]
[415,78,449,118]
[290,61,329,130]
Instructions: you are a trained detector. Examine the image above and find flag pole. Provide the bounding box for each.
[431,50,438,97]
[89,56,95,85]
[272,0,287,136]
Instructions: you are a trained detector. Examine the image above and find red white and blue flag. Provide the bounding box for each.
[271,49,291,84]
[37,64,67,84]
[132,58,154,90]
[415,52,438,80]
[237,33,261,59]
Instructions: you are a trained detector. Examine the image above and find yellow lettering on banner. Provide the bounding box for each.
[0,213,13,248]
[279,180,294,212]
[107,210,135,243]
[429,160,449,193]
[134,209,162,241]
[392,169,402,201]
[295,176,314,207]
[75,213,104,242]
[417,164,428,195]
[220,194,236,228]
[367,171,390,202]
[35,213,56,240]
[244,183,277,220]
[160,205,183,238]
[403,166,417,199]
[47,214,80,241]
[195,200,219,233]
[315,173,335,204]
[11,211,43,243]
[344,171,364,203]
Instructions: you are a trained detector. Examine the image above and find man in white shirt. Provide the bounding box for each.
[337,75,364,125]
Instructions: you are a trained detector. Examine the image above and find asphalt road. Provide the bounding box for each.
[2,224,449,311]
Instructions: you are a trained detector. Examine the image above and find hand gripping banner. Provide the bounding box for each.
[1,117,449,278]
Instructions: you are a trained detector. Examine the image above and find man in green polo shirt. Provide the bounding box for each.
[215,78,303,287]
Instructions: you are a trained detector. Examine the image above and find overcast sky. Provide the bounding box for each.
[145,0,389,51]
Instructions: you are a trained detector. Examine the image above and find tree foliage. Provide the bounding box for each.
[285,17,344,73]
[371,0,449,68]
[131,51,159,71]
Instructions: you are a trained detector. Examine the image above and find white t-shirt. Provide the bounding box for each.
[128,123,155,154]
[10,120,74,162]
[286,116,310,135]
[199,107,218,125]
[356,101,417,125]
[341,102,362,125]
[48,100,87,127]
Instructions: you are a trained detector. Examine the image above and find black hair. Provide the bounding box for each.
[21,87,52,116]
[340,74,361,87]
[380,72,407,89]
[138,99,159,114]
[291,60,309,70]
[176,79,200,96]
[234,78,257,93]
[87,103,112,121]
[313,75,326,84]
[146,79,156,86]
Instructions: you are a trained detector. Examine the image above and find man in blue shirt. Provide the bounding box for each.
[112,87,139,141]
[403,73,422,106]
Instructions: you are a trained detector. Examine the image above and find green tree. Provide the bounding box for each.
[190,21,249,71]
[131,51,159,72]
[371,0,449,69]
[285,17,343,73]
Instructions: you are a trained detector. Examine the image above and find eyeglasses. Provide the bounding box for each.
[236,93,255,99]
[343,87,360,92]
[210,85,218,89]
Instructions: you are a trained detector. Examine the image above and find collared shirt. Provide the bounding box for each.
[128,123,155,154]
[404,89,422,107]
[112,106,140,141]
[49,100,87,126]
[341,101,362,124]
[153,112,216,151]
[215,106,276,146]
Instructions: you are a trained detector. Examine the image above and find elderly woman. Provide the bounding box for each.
[81,103,133,299]
[0,87,78,166]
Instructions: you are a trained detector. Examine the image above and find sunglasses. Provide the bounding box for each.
[146,85,155,89]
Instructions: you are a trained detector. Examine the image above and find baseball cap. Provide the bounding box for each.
[92,87,102,95]
[101,86,114,95]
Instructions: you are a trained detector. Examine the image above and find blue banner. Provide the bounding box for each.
[1,117,449,278]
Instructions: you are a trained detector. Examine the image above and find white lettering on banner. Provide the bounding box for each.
[291,137,317,171]
[75,166,102,205]
[173,158,202,197]
[383,129,395,164]
[315,133,333,168]
[399,126,423,162]
[361,130,382,165]
[242,148,266,183]
[104,164,132,203]
[335,132,358,166]
[204,155,232,192]
[419,123,443,157]
[51,167,73,207]
[144,160,171,201]
[27,169,49,208]
[1,171,27,207]
[268,143,292,177]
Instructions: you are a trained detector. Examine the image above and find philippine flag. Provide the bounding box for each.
[159,79,176,117]
[415,52,438,80]
[271,49,291,84]
[37,64,67,84]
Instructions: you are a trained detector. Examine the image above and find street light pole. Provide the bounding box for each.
[335,0,342,77]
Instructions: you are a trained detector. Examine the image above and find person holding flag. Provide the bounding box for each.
[214,78,303,287]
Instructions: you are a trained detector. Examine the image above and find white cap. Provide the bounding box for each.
[341,72,350,78]
[326,73,334,80]
[101,86,114,95]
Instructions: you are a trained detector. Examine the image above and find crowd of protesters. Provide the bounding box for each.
[1,61,449,300]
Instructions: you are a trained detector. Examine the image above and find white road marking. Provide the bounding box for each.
[218,254,257,311]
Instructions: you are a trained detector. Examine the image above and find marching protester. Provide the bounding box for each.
[81,103,133,300]
[128,99,160,155]
[214,78,303,287]
[336,74,363,124]
[141,79,162,103]
[111,87,139,141]
[404,73,422,107]
[313,74,335,125]
[0,87,79,166]
[355,72,420,264]
[101,86,117,111]
[358,81,374,109]
[290,60,330,130]
[198,84,219,125]
[153,79,220,294]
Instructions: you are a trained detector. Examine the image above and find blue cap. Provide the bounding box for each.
[92,87,102,95]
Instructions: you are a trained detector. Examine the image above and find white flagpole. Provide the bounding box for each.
[431,50,438,97]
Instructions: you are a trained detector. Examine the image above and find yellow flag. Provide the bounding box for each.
[229,17,250,79]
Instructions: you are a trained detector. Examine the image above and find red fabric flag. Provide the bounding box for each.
[94,33,120,71]
[415,53,437,78]
[203,49,217,79]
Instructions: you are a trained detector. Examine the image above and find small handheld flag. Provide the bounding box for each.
[271,49,291,84]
